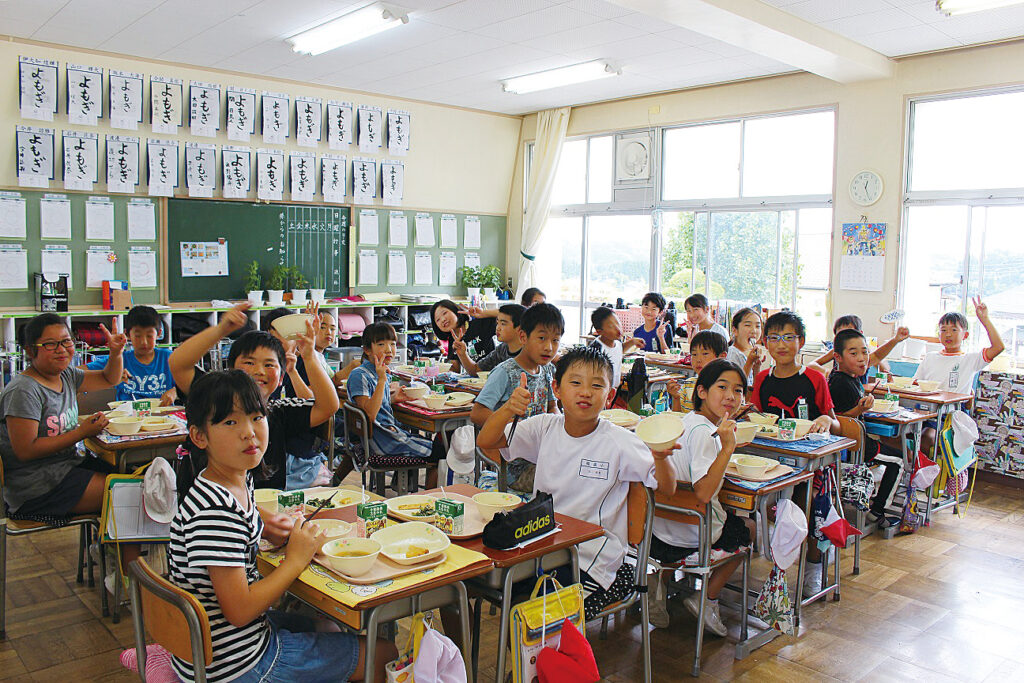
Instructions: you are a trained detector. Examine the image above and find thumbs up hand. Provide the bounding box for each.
[506,373,532,416]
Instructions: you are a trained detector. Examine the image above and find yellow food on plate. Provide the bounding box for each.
[406,545,429,559]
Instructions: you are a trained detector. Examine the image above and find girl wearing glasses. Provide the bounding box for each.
[0,313,127,521]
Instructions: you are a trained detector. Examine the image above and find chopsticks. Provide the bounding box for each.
[302,491,338,527]
[507,415,520,445]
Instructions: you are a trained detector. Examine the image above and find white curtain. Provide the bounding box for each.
[516,106,571,300]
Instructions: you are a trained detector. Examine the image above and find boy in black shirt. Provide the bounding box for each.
[828,329,903,528]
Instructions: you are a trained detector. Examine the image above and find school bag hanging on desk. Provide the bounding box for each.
[934,410,979,517]
[625,357,648,414]
[753,499,806,636]
[511,574,595,683]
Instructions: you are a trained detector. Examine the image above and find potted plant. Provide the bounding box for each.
[266,265,288,305]
[243,261,263,306]
[289,266,309,304]
[480,265,502,300]
[310,274,327,303]
[461,266,483,298]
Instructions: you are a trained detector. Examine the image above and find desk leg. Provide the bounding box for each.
[456,582,473,682]
[365,607,382,683]
[495,568,515,683]
[794,482,811,628]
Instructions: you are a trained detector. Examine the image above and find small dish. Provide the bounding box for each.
[254,488,282,514]
[107,417,143,436]
[308,519,352,538]
[472,491,521,523]
[270,314,314,341]
[734,422,760,446]
[444,392,474,407]
[321,538,380,577]
[423,394,448,411]
[435,362,453,373]
[371,521,451,566]
[915,379,941,393]
[733,454,773,478]
[746,412,779,426]
[476,371,490,381]
[635,413,685,450]
[402,385,429,400]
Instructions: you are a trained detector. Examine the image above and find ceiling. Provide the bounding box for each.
[3,0,1024,115]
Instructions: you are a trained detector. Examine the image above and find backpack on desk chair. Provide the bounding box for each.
[934,411,979,517]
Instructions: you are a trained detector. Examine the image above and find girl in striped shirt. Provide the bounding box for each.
[169,369,394,682]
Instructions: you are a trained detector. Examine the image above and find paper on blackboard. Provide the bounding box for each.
[464,252,480,270]
[0,249,27,290]
[389,212,408,247]
[414,252,433,285]
[127,201,156,241]
[0,197,27,240]
[86,248,115,287]
[85,199,114,241]
[439,251,456,286]
[464,216,481,249]
[359,209,379,245]
[440,214,457,248]
[128,248,157,288]
[41,246,72,279]
[415,214,434,247]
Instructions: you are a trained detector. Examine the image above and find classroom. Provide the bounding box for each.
[1,1,1023,681]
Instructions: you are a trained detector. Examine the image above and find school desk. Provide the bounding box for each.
[257,521,492,683]
[84,431,186,473]
[736,435,856,611]
[424,484,605,683]
[719,469,814,657]
[869,386,974,522]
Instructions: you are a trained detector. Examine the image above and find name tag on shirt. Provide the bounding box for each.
[579,459,610,480]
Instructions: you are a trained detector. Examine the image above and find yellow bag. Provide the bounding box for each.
[510,575,585,683]
[385,612,430,683]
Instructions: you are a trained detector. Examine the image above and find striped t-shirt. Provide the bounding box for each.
[169,473,268,682]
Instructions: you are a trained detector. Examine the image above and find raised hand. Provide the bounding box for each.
[219,302,251,334]
[304,300,321,323]
[973,295,990,322]
[458,303,484,318]
[372,352,389,379]
[506,374,532,416]
[295,318,316,359]
[284,349,298,375]
[101,319,127,356]
[895,326,910,342]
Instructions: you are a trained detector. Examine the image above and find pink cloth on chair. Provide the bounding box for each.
[337,313,367,340]
[120,645,180,683]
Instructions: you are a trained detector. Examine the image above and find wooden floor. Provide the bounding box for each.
[3,479,1023,682]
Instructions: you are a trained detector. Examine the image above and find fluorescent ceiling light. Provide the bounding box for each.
[288,3,408,55]
[936,0,1024,15]
[502,61,620,94]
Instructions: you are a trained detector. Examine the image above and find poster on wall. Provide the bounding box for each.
[295,96,323,147]
[327,100,353,149]
[180,239,229,277]
[63,130,99,191]
[226,86,257,142]
[189,80,221,137]
[839,223,886,292]
[109,70,144,130]
[150,76,183,134]
[67,64,103,125]
[19,56,58,122]
[16,125,55,188]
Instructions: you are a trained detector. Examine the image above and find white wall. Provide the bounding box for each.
[1,37,522,216]
[508,39,1024,340]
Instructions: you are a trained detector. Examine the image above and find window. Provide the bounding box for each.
[904,89,1024,366]
[662,123,740,201]
[586,215,652,305]
[551,139,587,205]
[534,216,583,342]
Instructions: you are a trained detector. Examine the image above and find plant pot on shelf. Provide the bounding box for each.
[291,289,308,304]
[467,287,481,298]
[266,290,285,306]
[310,288,326,302]
[247,290,264,306]
[482,287,496,300]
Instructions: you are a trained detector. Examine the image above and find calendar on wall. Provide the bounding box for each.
[839,223,885,292]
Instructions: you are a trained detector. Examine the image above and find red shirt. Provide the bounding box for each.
[752,366,834,419]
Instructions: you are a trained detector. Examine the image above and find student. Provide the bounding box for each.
[477,345,677,621]
[347,323,441,488]
[828,329,904,527]
[683,294,729,341]
[725,307,767,386]
[0,314,126,519]
[520,287,546,307]
[169,369,393,682]
[753,311,838,595]
[85,305,177,406]
[914,296,1003,454]
[430,299,499,372]
[455,303,525,376]
[668,330,728,413]
[649,359,755,632]
[812,314,909,378]
[169,302,339,497]
[472,303,561,491]
[590,306,644,390]
[633,292,674,353]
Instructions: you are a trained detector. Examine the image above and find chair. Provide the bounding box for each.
[836,416,866,574]
[650,483,751,677]
[592,483,655,683]
[476,445,509,491]
[340,401,429,496]
[0,459,99,639]
[128,557,212,683]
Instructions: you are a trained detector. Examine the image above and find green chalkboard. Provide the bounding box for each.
[350,209,506,295]
[167,199,350,303]
[0,190,161,309]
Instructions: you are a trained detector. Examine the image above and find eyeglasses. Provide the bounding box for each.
[36,339,76,351]
[764,334,800,344]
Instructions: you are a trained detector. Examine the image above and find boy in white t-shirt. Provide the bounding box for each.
[914,296,1003,454]
[589,306,644,391]
[477,345,678,621]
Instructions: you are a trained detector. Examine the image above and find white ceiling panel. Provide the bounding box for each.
[1,0,1022,115]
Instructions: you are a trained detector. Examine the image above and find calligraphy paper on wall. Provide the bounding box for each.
[40,195,72,240]
[127,199,156,241]
[109,70,143,130]
[19,57,58,122]
[290,152,315,201]
[327,101,353,150]
[85,197,114,241]
[189,81,221,137]
[62,130,99,192]
[295,96,322,147]
[67,64,103,125]
[146,138,178,197]
[257,149,284,201]
[226,86,256,142]
[321,154,346,204]
[149,76,183,134]
[381,160,404,207]
[387,110,410,156]
[357,105,383,153]
[16,125,55,188]
[352,157,377,203]
[185,142,216,197]
[222,146,251,199]
[261,92,289,144]
[106,135,140,193]
[389,211,408,247]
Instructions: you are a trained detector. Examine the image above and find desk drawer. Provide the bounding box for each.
[719,489,755,511]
